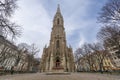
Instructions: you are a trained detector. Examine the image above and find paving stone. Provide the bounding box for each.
[0,73,120,80]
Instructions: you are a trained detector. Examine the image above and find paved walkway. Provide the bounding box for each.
[0,73,120,80]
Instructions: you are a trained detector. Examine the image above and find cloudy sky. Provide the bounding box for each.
[12,0,108,57]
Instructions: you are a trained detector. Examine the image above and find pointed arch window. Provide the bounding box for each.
[57,18,59,24]
[56,40,59,48]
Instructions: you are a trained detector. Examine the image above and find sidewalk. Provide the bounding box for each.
[0,73,120,80]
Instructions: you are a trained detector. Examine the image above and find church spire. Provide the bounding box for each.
[53,4,63,26]
[57,4,61,13]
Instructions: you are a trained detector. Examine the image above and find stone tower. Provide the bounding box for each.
[40,5,75,72]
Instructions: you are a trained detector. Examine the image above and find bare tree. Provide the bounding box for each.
[27,43,40,71]
[30,43,40,56]
[18,43,40,71]
[89,43,109,73]
[74,48,84,71]
[74,43,95,72]
[97,25,120,58]
[98,0,120,24]
[14,46,26,67]
[82,43,94,71]
[0,0,21,40]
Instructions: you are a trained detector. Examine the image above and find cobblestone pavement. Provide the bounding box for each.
[0,73,120,80]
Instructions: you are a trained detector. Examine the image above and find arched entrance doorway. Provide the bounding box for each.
[56,58,60,68]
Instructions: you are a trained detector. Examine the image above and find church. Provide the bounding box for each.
[40,5,75,72]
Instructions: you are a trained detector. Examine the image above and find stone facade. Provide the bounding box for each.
[40,5,75,72]
[0,36,39,72]
[0,36,18,70]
